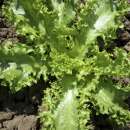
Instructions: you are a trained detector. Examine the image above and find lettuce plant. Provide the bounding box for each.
[2,0,130,129]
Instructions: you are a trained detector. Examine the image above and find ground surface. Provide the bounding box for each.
[0,80,44,130]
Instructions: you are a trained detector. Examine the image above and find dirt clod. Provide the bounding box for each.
[2,115,38,130]
[0,112,14,122]
[0,83,43,130]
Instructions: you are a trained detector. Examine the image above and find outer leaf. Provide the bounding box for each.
[55,89,78,130]
[95,78,130,125]
[0,44,45,91]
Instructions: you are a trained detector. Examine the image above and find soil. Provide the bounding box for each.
[0,79,45,130]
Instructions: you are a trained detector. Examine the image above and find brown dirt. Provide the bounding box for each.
[0,12,17,40]
[0,79,45,130]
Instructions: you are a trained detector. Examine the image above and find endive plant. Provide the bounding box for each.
[2,0,130,129]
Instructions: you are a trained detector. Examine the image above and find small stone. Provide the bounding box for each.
[121,31,130,42]
[117,29,130,42]
[124,42,130,52]
[0,28,8,38]
[122,77,130,85]
[124,19,130,31]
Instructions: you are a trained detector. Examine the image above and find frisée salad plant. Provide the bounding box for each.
[1,0,130,129]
